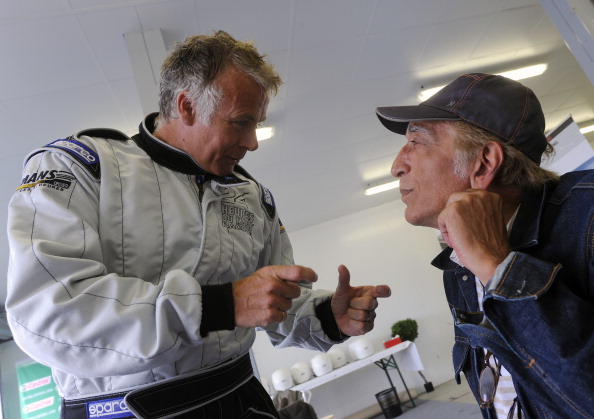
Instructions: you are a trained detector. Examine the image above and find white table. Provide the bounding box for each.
[291,341,424,407]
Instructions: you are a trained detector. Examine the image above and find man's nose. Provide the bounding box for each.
[243,130,259,152]
[391,147,408,178]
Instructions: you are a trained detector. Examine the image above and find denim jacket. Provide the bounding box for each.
[432,169,594,419]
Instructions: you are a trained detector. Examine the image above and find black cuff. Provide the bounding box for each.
[200,283,235,337]
[315,299,350,341]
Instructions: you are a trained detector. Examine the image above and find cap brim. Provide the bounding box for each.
[376,104,460,135]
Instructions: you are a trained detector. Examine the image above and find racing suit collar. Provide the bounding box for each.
[134,113,210,176]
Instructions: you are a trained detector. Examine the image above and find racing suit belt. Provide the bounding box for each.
[62,354,254,419]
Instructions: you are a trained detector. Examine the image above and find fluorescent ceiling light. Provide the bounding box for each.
[419,63,548,101]
[364,180,400,196]
[256,126,274,141]
[580,124,594,134]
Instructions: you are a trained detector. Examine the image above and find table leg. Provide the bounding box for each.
[375,355,416,408]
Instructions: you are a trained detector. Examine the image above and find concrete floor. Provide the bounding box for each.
[342,376,480,419]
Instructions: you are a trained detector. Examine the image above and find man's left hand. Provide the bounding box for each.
[331,265,391,336]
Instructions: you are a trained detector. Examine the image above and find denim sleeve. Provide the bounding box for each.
[485,251,561,298]
[482,251,594,417]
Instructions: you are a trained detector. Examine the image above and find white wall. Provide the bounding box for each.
[252,198,457,419]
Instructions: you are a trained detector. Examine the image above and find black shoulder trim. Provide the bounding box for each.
[235,165,276,219]
[234,164,255,181]
[76,128,129,141]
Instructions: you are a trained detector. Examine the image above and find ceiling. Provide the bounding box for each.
[2,0,594,231]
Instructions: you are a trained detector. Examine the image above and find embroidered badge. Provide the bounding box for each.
[222,203,255,236]
[260,184,276,218]
[46,138,101,179]
[87,397,131,419]
[17,170,76,192]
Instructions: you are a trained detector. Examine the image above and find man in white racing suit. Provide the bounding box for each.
[6,31,391,418]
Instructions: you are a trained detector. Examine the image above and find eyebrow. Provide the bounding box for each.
[407,123,430,133]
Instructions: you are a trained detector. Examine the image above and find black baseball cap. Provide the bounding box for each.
[376,73,547,164]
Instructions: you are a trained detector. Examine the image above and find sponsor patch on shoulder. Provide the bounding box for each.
[279,218,286,234]
[87,397,131,419]
[260,184,276,218]
[46,138,100,179]
[17,170,76,192]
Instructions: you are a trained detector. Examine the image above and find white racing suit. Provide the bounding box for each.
[6,113,340,411]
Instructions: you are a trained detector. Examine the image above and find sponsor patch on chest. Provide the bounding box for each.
[222,203,255,236]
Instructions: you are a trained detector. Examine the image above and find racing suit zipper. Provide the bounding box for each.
[196,175,206,201]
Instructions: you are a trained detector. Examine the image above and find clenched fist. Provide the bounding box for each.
[232,265,317,328]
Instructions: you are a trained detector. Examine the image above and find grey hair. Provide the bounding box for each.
[448,121,559,192]
[158,30,282,125]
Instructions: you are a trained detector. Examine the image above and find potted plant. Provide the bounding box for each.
[390,318,418,342]
[390,318,434,393]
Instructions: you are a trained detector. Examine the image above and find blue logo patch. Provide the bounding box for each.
[260,184,276,218]
[48,139,98,165]
[87,397,131,419]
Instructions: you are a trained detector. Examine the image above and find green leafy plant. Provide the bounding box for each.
[391,318,418,342]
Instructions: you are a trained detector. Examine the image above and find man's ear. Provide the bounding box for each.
[176,91,195,125]
[470,141,504,190]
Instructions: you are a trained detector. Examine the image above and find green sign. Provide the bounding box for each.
[16,362,60,419]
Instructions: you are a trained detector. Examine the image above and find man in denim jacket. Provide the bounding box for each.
[375,73,594,418]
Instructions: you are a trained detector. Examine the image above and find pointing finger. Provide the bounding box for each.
[373,285,391,298]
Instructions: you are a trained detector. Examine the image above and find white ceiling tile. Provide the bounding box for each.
[283,86,350,132]
[354,27,428,81]
[530,13,563,46]
[502,0,540,9]
[326,114,388,150]
[6,84,132,147]
[0,105,37,158]
[439,0,503,22]
[136,0,200,47]
[194,0,292,53]
[286,38,363,96]
[68,0,154,10]
[290,0,375,48]
[0,0,69,19]
[264,50,290,97]
[76,8,140,81]
[0,16,103,100]
[471,6,549,59]
[342,75,419,119]
[416,16,492,74]
[369,0,445,34]
[109,77,146,134]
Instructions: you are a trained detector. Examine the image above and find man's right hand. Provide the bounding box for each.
[232,265,318,328]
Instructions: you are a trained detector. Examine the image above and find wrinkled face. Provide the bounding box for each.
[391,121,471,228]
[181,66,268,176]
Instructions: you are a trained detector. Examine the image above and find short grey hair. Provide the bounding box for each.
[158,30,282,125]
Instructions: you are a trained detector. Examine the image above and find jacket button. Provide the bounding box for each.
[462,275,468,281]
